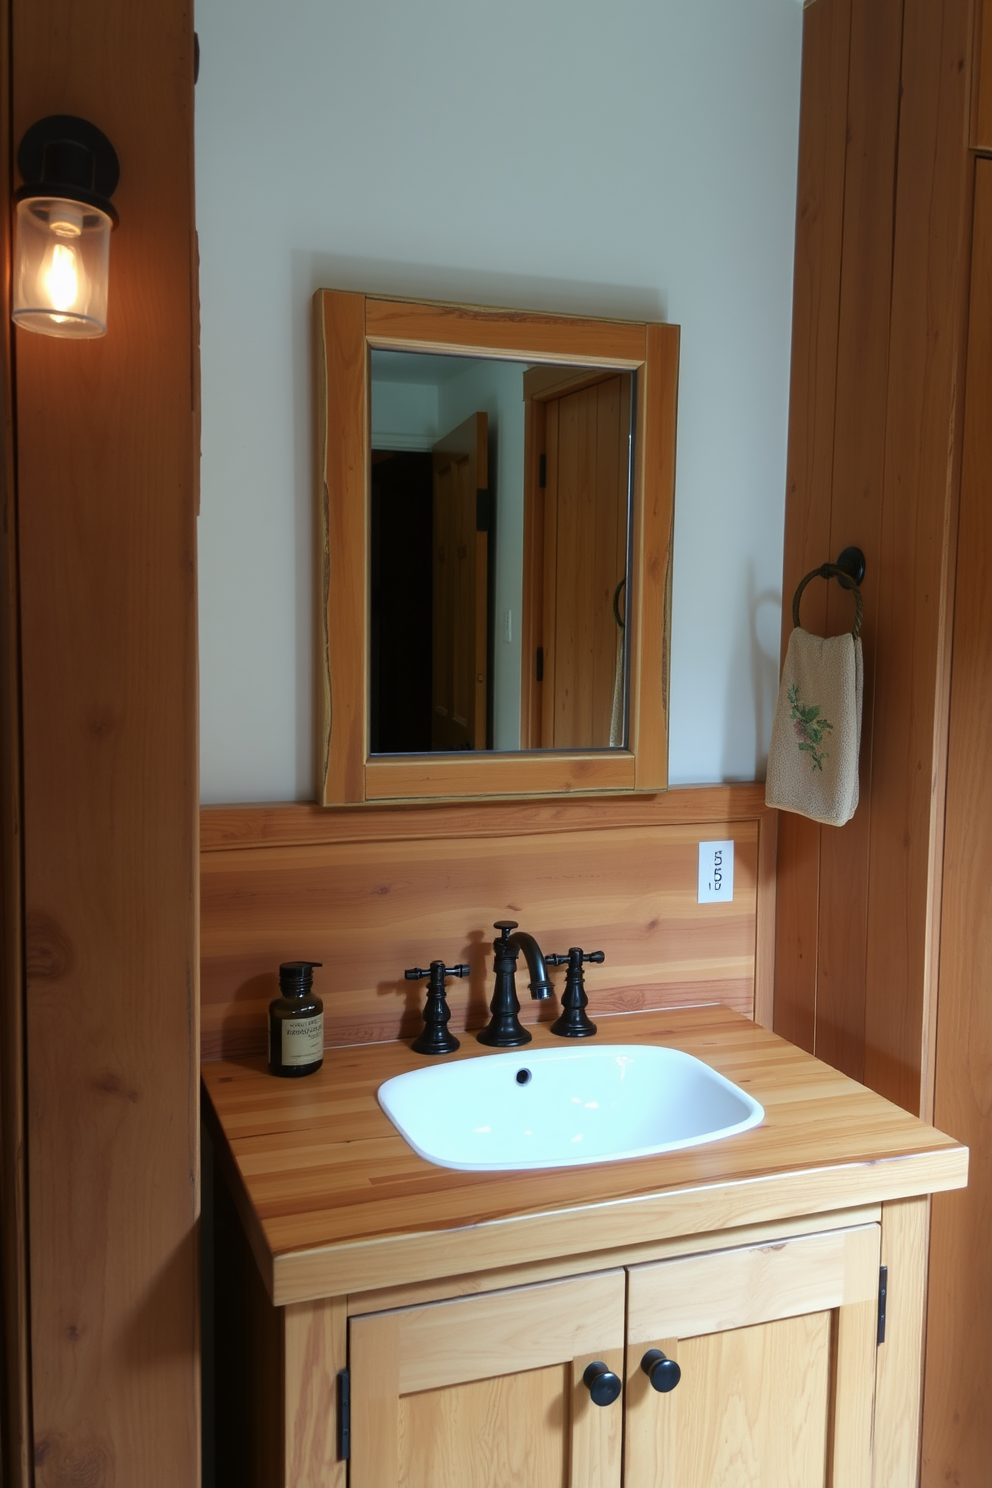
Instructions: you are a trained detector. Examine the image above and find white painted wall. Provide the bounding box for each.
[196,0,802,802]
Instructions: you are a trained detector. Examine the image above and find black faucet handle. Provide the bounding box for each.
[558,947,605,966]
[493,920,519,941]
[404,961,470,981]
[546,953,570,967]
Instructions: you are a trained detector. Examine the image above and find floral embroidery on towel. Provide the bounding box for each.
[789,684,833,771]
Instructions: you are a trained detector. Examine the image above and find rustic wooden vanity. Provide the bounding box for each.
[203,1005,967,1488]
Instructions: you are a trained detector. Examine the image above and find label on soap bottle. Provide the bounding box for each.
[281,1012,323,1067]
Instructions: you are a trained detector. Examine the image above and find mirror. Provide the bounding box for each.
[369,348,633,755]
[315,291,678,805]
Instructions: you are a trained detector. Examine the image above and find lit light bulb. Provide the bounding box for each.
[45,242,79,315]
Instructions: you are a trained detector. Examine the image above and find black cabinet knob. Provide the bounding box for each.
[641,1348,681,1393]
[582,1361,622,1407]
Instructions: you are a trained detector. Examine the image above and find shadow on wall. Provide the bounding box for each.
[288,249,669,795]
[721,560,780,781]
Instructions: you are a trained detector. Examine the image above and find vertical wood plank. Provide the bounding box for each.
[874,1197,929,1488]
[754,810,778,1029]
[773,0,853,1057]
[285,1299,347,1488]
[317,290,368,804]
[920,154,992,1488]
[827,1229,880,1488]
[773,810,819,1053]
[569,1347,624,1488]
[863,0,975,1115]
[349,1312,401,1488]
[815,0,903,1086]
[0,0,29,1477]
[973,0,992,145]
[13,2,200,1484]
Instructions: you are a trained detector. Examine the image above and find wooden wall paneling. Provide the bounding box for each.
[0,0,30,1477]
[862,0,974,1117]
[201,782,772,852]
[773,0,853,1056]
[200,811,763,1057]
[753,810,778,1029]
[12,3,200,1485]
[920,154,992,1488]
[814,0,903,1085]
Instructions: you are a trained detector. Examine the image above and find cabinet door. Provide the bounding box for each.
[624,1224,880,1488]
[349,1268,625,1488]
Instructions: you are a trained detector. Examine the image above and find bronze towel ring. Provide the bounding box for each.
[791,546,865,640]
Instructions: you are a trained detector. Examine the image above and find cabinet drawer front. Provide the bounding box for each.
[353,1266,625,1393]
[627,1223,880,1341]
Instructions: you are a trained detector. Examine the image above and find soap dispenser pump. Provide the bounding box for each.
[268,960,324,1078]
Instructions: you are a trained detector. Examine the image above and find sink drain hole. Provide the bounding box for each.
[516,1068,532,1085]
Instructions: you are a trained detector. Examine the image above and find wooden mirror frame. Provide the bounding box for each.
[314,290,679,806]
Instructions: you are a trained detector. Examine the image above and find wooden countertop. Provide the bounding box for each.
[202,1006,967,1306]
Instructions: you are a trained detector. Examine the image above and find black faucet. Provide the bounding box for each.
[405,961,469,1055]
[548,947,605,1038]
[477,920,554,1047]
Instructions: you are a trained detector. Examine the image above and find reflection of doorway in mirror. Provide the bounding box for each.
[521,369,632,749]
[431,413,489,751]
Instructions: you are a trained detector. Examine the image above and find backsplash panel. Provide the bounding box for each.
[201,786,776,1060]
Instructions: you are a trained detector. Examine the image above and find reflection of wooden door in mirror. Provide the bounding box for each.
[431,413,488,751]
[523,370,630,749]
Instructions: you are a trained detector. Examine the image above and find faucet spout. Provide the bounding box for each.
[505,931,553,1001]
[477,921,554,1047]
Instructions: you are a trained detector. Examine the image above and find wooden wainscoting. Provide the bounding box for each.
[201,785,777,1060]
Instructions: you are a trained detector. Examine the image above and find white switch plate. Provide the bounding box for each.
[698,840,734,904]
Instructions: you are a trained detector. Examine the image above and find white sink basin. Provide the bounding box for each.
[378,1044,764,1172]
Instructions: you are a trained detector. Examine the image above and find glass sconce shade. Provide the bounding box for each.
[13,197,113,339]
[12,116,119,340]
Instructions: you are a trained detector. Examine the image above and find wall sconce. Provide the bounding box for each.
[12,115,120,340]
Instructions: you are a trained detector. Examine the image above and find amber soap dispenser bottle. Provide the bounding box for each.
[268,960,324,1077]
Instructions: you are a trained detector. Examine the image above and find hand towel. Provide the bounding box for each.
[765,627,862,826]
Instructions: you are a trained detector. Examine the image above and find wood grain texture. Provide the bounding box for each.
[201,783,773,850]
[0,0,29,1477]
[626,1225,879,1342]
[813,0,902,1087]
[627,1314,833,1488]
[365,296,647,366]
[284,1298,346,1488]
[201,1006,966,1306]
[355,1270,625,1394]
[975,0,992,145]
[920,155,992,1488]
[317,290,368,803]
[773,0,852,1058]
[862,0,974,1118]
[343,1205,882,1317]
[201,814,761,1057]
[13,2,200,1485]
[350,1270,625,1488]
[632,324,677,791]
[876,1197,929,1488]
